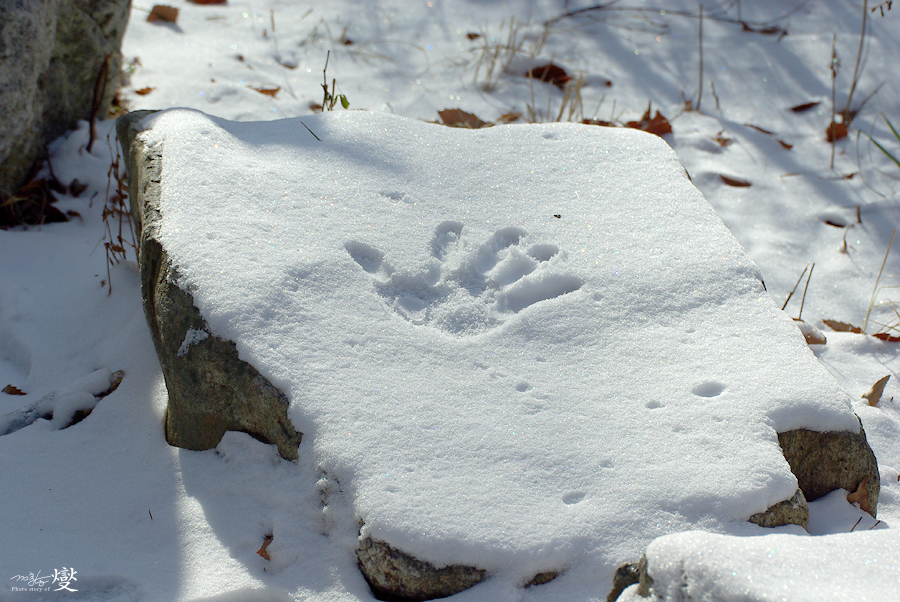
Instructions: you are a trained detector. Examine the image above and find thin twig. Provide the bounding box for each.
[850,517,863,532]
[843,0,868,120]
[864,229,896,333]
[830,34,838,170]
[798,263,814,320]
[782,264,809,311]
[86,54,112,153]
[697,3,703,112]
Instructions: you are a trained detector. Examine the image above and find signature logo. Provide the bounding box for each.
[9,568,77,592]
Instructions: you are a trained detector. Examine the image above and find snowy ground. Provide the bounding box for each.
[3,1,900,600]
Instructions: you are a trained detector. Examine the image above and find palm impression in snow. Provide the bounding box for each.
[345,223,581,334]
[130,109,866,594]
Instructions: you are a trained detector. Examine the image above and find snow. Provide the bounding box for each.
[2,0,900,601]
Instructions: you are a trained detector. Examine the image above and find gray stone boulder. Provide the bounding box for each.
[0,0,130,198]
[778,420,879,517]
[357,534,487,601]
[748,488,809,530]
[117,111,303,461]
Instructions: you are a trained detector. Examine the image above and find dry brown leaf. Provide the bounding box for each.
[826,121,848,142]
[526,63,571,90]
[250,86,280,97]
[257,534,273,560]
[438,108,489,129]
[582,119,615,127]
[741,23,787,36]
[862,375,890,406]
[873,332,900,342]
[147,5,179,23]
[2,384,26,395]
[822,319,863,333]
[624,103,672,137]
[719,175,752,187]
[135,87,154,96]
[790,102,820,113]
[847,476,871,514]
[496,112,522,124]
[68,179,88,197]
[466,32,481,40]
[793,319,826,345]
[744,123,775,135]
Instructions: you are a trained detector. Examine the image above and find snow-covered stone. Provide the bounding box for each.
[120,109,876,599]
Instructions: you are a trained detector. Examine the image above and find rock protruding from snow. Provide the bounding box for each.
[357,534,487,602]
[0,0,129,197]
[778,421,880,517]
[748,488,809,530]
[117,112,302,461]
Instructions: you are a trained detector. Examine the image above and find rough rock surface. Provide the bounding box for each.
[357,534,487,602]
[748,488,809,530]
[117,111,303,461]
[0,0,129,197]
[778,420,879,517]
[607,562,642,602]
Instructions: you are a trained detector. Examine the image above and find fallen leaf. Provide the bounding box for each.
[847,476,871,514]
[526,63,571,90]
[793,319,826,345]
[2,385,26,395]
[826,121,848,142]
[147,5,179,23]
[873,332,900,342]
[624,103,672,137]
[582,119,615,127]
[496,112,522,124]
[466,32,481,40]
[250,86,280,97]
[741,23,787,36]
[438,108,489,129]
[790,102,820,113]
[778,140,793,150]
[68,179,88,197]
[135,87,154,96]
[257,534,273,560]
[862,375,890,406]
[719,175,752,187]
[743,123,775,135]
[822,319,863,333]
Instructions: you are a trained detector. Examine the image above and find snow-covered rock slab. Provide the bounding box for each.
[123,109,870,597]
[617,528,900,602]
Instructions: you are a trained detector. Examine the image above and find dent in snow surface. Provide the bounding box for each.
[140,108,859,584]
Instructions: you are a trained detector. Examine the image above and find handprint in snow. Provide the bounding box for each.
[345,222,581,335]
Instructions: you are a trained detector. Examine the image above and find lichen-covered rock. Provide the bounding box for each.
[0,0,130,197]
[357,534,486,601]
[778,419,879,517]
[748,488,809,530]
[607,562,641,602]
[117,111,303,461]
